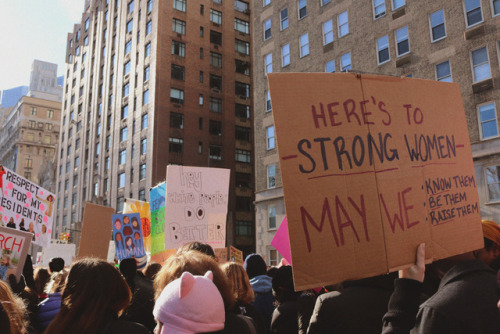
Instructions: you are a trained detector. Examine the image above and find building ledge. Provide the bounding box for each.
[395,53,411,67]
[464,23,485,40]
[472,78,493,94]
[392,7,405,20]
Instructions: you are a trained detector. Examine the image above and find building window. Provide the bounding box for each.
[170,112,184,129]
[493,0,500,15]
[210,97,223,113]
[268,164,276,188]
[126,19,133,33]
[144,66,150,81]
[393,0,405,10]
[235,149,251,163]
[235,39,250,55]
[140,164,146,180]
[280,8,288,30]
[263,0,271,6]
[145,42,151,57]
[373,0,386,19]
[171,64,185,80]
[141,113,148,130]
[210,52,222,67]
[146,20,152,35]
[472,46,491,82]
[147,0,153,13]
[264,53,273,74]
[208,145,221,160]
[120,127,128,142]
[118,173,126,188]
[478,102,498,140]
[236,221,253,236]
[235,126,251,141]
[464,0,483,27]
[174,0,186,12]
[210,74,223,90]
[377,35,390,64]
[121,105,129,119]
[236,103,251,119]
[235,82,250,97]
[281,44,290,67]
[210,9,222,24]
[169,137,184,153]
[172,41,185,57]
[264,19,272,40]
[209,120,223,136]
[323,19,334,45]
[235,59,250,75]
[299,33,309,57]
[266,90,272,111]
[210,30,223,45]
[325,59,335,72]
[235,0,249,12]
[172,18,186,35]
[141,138,147,155]
[298,0,307,19]
[436,61,452,82]
[235,18,249,34]
[170,88,184,104]
[341,52,351,71]
[119,149,127,165]
[138,189,146,201]
[338,11,349,37]
[486,165,500,201]
[143,89,150,105]
[430,9,446,42]
[321,0,331,5]
[124,61,131,76]
[267,126,275,149]
[199,94,204,105]
[396,26,409,56]
[268,206,276,229]
[122,83,129,97]
[128,0,134,13]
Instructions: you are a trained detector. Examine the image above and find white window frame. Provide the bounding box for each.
[322,19,334,45]
[338,11,349,38]
[266,126,275,149]
[298,0,307,20]
[471,46,491,82]
[266,90,272,112]
[373,0,386,19]
[210,9,222,24]
[478,102,499,140]
[299,33,309,58]
[377,35,390,65]
[173,0,186,12]
[429,9,446,42]
[268,206,277,229]
[263,0,271,7]
[464,0,483,28]
[267,164,276,189]
[435,60,452,82]
[395,26,410,57]
[280,8,289,30]
[485,164,500,202]
[325,59,335,72]
[392,0,405,10]
[341,52,351,71]
[264,18,272,40]
[265,53,273,74]
[282,44,290,67]
[492,0,500,17]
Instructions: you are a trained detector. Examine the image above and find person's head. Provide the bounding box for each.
[119,258,137,280]
[0,280,27,334]
[132,217,140,229]
[47,195,54,202]
[41,225,47,234]
[123,216,130,224]
[125,237,134,249]
[177,241,216,258]
[114,219,121,230]
[243,253,267,279]
[49,257,65,273]
[45,269,69,294]
[8,217,13,223]
[28,222,34,233]
[272,265,300,304]
[45,258,132,334]
[154,250,235,309]
[34,267,51,295]
[153,271,225,334]
[144,262,162,281]
[1,253,10,266]
[474,220,500,265]
[221,262,254,304]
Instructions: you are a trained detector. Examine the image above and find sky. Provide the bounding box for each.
[0,0,84,93]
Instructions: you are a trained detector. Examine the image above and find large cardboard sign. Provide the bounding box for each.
[165,166,230,250]
[78,203,114,259]
[0,166,55,247]
[150,182,166,255]
[214,247,228,264]
[0,227,32,281]
[124,198,151,253]
[229,245,243,265]
[268,73,483,290]
[112,213,146,261]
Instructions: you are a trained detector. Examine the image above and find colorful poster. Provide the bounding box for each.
[112,213,146,260]
[229,246,243,265]
[0,166,55,248]
[150,182,166,255]
[0,226,32,281]
[165,166,230,250]
[124,198,151,253]
[268,73,483,290]
[271,217,292,265]
[214,247,228,264]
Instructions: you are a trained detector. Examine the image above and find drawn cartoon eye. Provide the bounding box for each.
[196,207,205,220]
[184,207,194,220]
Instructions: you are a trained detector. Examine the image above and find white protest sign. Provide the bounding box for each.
[165,166,230,249]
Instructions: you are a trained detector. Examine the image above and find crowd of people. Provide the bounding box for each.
[1,220,500,333]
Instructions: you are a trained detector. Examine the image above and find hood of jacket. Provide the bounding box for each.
[250,274,273,293]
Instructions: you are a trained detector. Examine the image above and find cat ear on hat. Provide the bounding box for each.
[204,270,214,281]
[180,271,195,299]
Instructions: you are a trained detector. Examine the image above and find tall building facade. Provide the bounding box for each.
[29,60,63,102]
[1,86,29,108]
[56,0,254,253]
[253,0,500,263]
[0,96,61,190]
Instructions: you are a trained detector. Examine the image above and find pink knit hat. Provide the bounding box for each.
[153,271,225,334]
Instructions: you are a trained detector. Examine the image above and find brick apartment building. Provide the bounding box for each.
[253,0,500,264]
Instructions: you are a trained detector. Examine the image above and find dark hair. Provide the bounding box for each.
[125,237,135,250]
[143,262,162,281]
[49,257,65,273]
[45,258,131,334]
[34,267,51,296]
[119,258,137,290]
[123,226,133,236]
[484,237,498,251]
[177,241,215,258]
[132,217,140,230]
[272,265,300,304]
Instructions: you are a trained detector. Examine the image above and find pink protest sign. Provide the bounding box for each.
[271,216,292,265]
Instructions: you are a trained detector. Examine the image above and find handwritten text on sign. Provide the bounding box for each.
[268,73,483,290]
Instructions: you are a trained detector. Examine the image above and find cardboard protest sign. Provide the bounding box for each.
[229,246,243,265]
[112,213,146,261]
[271,217,292,265]
[150,182,167,255]
[40,242,75,267]
[124,198,151,253]
[150,249,177,265]
[78,203,114,259]
[0,166,55,248]
[268,73,483,290]
[214,247,228,264]
[0,227,32,281]
[165,166,230,250]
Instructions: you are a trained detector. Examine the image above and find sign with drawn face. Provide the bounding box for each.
[268,73,483,290]
[124,198,151,253]
[112,213,146,261]
[0,166,55,248]
[164,166,230,250]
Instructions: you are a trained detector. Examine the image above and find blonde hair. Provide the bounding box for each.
[0,280,28,334]
[154,250,235,309]
[45,269,69,294]
[221,262,255,304]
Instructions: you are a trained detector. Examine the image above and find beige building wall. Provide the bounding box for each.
[253,0,500,264]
